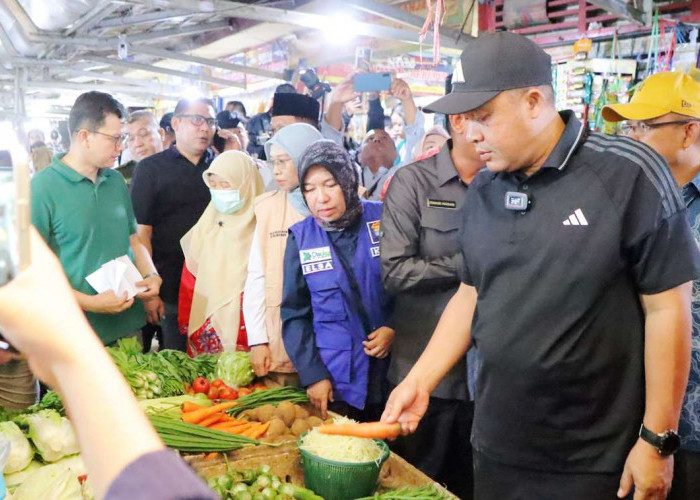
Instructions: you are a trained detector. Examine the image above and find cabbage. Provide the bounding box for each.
[299,417,384,463]
[215,351,254,388]
[24,410,80,462]
[9,462,82,500]
[0,421,33,473]
[4,461,42,490]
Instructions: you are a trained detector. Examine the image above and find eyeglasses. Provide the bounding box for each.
[620,120,697,136]
[175,114,217,128]
[268,157,294,170]
[89,130,128,147]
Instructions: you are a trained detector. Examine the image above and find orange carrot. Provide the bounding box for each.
[181,401,237,425]
[210,422,252,432]
[204,452,219,462]
[240,424,262,438]
[197,413,225,427]
[316,422,401,439]
[249,422,270,439]
[182,401,205,413]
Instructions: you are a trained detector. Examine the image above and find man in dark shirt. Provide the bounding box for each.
[130,98,216,351]
[380,110,483,498]
[383,32,700,500]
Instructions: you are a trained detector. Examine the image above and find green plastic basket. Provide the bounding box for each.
[298,436,390,500]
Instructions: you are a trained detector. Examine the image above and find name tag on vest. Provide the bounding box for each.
[366,220,381,245]
[370,246,380,257]
[270,230,287,238]
[427,199,457,209]
[300,246,334,275]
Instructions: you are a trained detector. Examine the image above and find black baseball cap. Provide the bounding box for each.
[424,32,552,115]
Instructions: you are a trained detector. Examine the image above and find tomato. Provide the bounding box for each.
[211,379,226,389]
[207,386,219,400]
[218,387,238,400]
[192,377,210,394]
[238,387,252,397]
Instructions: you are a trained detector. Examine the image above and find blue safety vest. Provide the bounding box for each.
[289,201,389,409]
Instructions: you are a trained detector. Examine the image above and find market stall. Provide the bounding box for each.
[0,342,454,500]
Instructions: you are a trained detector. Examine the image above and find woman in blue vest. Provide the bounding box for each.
[281,140,394,420]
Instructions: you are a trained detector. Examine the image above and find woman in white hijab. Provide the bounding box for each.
[178,151,264,355]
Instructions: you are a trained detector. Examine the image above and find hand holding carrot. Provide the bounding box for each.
[381,377,430,435]
[363,326,395,359]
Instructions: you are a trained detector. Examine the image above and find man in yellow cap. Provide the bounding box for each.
[604,71,700,500]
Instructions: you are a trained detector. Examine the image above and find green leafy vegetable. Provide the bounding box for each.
[24,409,80,462]
[107,339,218,398]
[216,351,254,388]
[9,462,82,500]
[4,461,42,490]
[26,390,65,415]
[0,421,33,473]
[356,485,456,499]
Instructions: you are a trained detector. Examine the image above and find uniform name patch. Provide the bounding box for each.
[427,199,457,209]
[370,246,380,257]
[366,220,381,245]
[299,246,332,264]
[302,260,334,275]
[269,230,287,238]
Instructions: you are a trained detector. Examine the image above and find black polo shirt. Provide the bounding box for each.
[130,145,214,303]
[461,110,700,472]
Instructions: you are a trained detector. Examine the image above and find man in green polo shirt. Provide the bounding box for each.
[31,91,162,345]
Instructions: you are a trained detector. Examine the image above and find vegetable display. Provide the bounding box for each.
[356,485,455,500]
[149,415,264,453]
[299,419,385,463]
[206,465,322,500]
[139,393,212,419]
[239,401,327,442]
[216,351,255,388]
[0,421,33,473]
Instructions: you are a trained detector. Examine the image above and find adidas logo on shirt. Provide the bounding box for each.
[563,209,588,226]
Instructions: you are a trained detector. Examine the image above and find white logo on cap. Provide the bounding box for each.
[453,59,466,84]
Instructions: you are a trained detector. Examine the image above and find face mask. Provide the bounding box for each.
[210,189,245,214]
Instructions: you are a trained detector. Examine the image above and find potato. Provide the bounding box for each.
[256,404,276,423]
[307,416,323,428]
[291,418,311,436]
[276,401,296,427]
[266,418,287,437]
[294,405,310,419]
[324,418,335,425]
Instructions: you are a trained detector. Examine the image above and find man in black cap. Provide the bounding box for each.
[382,31,700,500]
[159,112,175,150]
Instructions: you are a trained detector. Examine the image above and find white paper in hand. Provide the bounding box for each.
[85,256,148,300]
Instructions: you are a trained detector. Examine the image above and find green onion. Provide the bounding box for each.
[149,416,265,453]
[228,387,309,416]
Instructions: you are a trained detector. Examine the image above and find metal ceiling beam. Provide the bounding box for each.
[93,9,193,29]
[342,0,473,41]
[126,20,232,42]
[158,0,467,49]
[132,46,285,80]
[63,1,123,36]
[586,0,647,24]
[63,69,182,93]
[25,80,179,100]
[84,55,246,89]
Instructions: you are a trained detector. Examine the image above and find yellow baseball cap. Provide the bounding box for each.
[602,71,700,122]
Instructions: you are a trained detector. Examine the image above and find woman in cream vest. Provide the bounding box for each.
[242,123,322,385]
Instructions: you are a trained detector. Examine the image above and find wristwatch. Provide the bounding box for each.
[639,424,681,456]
